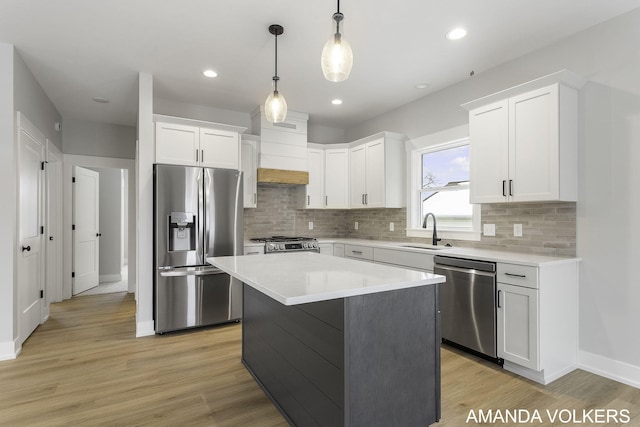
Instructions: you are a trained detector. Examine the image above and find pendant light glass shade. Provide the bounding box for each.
[321,2,353,83]
[265,24,287,123]
[321,34,353,82]
[265,89,287,123]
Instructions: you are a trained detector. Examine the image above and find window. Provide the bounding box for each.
[407,137,480,241]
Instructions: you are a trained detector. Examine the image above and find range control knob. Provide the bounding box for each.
[267,243,275,252]
[279,244,285,250]
[312,241,318,248]
[303,242,308,248]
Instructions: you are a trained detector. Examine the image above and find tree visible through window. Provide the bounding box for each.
[420,143,473,230]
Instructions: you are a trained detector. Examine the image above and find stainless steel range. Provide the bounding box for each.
[250,236,320,254]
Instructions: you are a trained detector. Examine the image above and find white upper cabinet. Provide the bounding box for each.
[467,82,578,203]
[154,115,246,169]
[324,148,349,209]
[199,127,240,169]
[305,148,325,208]
[349,133,405,209]
[241,135,259,208]
[155,122,200,166]
[299,146,349,209]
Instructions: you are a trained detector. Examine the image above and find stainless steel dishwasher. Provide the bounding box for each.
[434,255,501,364]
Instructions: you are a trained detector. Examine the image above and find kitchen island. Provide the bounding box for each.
[208,252,446,427]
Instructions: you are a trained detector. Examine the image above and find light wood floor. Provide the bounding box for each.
[1,293,638,426]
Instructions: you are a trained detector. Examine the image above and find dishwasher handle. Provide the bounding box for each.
[434,255,496,273]
[434,263,497,278]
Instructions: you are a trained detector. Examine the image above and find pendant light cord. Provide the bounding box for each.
[273,33,279,91]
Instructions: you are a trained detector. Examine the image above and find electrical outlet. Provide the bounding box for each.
[354,221,359,230]
[483,224,496,237]
[389,222,394,232]
[514,223,523,237]
[308,221,314,230]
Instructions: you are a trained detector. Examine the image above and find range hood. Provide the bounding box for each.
[257,168,309,185]
[251,107,310,185]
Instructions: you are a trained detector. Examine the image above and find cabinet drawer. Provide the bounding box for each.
[344,244,374,261]
[497,263,538,289]
[243,245,264,255]
[373,248,434,272]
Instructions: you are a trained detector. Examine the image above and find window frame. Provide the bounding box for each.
[406,136,481,241]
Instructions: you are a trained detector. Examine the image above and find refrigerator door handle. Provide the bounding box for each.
[159,266,226,277]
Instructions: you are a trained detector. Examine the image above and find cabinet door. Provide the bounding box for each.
[155,122,199,166]
[469,100,509,203]
[509,85,559,202]
[241,139,258,208]
[318,243,333,255]
[200,128,240,169]
[497,282,539,370]
[364,139,385,207]
[324,148,349,209]
[305,148,325,208]
[349,145,367,207]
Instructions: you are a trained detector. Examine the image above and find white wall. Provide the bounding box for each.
[13,50,62,151]
[0,46,62,359]
[136,72,155,337]
[89,167,123,281]
[344,9,640,387]
[0,43,17,359]
[63,119,135,159]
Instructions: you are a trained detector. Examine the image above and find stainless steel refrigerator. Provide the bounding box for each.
[154,164,243,333]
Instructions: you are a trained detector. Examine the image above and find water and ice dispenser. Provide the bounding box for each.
[168,212,196,251]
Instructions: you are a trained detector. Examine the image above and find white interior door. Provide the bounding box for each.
[17,113,45,345]
[46,141,63,303]
[73,166,100,295]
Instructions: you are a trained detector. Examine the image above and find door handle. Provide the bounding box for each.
[307,195,310,206]
[195,149,199,162]
[96,233,102,237]
[325,195,328,206]
[21,245,31,252]
[502,180,507,197]
[253,193,257,204]
[509,179,513,196]
[497,290,502,308]
[49,236,54,241]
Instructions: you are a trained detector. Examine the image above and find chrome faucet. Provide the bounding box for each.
[422,212,442,246]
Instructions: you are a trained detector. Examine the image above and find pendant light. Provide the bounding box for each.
[265,24,287,123]
[321,0,353,82]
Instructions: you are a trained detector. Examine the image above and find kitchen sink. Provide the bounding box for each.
[400,244,452,251]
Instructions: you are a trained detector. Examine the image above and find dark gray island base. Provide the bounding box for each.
[242,283,441,427]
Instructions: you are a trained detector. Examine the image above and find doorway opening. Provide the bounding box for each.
[61,154,136,302]
[73,167,129,297]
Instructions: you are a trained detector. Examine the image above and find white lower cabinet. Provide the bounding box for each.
[333,243,344,257]
[318,243,333,255]
[496,261,578,384]
[497,282,539,370]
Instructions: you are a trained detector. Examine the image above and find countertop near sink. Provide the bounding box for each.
[316,238,580,267]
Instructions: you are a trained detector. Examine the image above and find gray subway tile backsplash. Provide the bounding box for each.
[244,184,576,257]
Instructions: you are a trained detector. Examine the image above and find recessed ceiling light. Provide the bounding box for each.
[203,69,218,78]
[446,27,467,41]
[331,99,343,105]
[415,83,430,89]
[92,96,110,104]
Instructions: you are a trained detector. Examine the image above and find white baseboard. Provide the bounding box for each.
[136,320,155,337]
[579,350,640,389]
[100,274,122,283]
[0,338,21,361]
[503,361,578,385]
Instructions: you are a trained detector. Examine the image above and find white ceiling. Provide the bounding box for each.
[1,1,639,129]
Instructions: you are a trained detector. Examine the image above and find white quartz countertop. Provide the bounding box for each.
[317,238,580,266]
[207,252,445,306]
